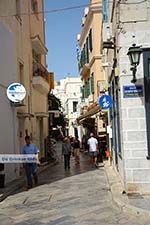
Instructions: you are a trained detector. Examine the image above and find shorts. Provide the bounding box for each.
[89,151,97,157]
[74,148,80,157]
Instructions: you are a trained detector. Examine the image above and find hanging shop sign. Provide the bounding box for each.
[123,85,143,98]
[6,83,26,103]
[98,94,112,110]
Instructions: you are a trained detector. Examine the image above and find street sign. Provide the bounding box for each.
[98,94,112,110]
[123,85,143,98]
[7,83,26,103]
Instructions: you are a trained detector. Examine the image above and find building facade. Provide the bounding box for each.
[54,77,82,138]
[0,0,49,183]
[103,0,150,193]
[77,0,107,142]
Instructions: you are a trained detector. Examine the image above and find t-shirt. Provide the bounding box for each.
[73,140,80,149]
[22,144,38,155]
[62,143,71,155]
[87,137,98,152]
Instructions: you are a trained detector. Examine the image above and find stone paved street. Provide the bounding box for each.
[0,143,150,225]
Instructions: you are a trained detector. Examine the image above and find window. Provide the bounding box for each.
[84,80,90,98]
[90,73,94,94]
[73,102,78,112]
[16,0,21,21]
[102,0,108,22]
[85,37,89,63]
[31,0,38,14]
[19,62,24,84]
[89,29,93,52]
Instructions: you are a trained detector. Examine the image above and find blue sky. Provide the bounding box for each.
[44,0,89,81]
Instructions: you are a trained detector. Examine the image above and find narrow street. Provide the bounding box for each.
[0,143,149,225]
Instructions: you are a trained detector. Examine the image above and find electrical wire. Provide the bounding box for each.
[119,0,147,4]
[0,1,102,18]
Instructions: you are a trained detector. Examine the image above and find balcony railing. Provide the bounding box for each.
[33,61,49,83]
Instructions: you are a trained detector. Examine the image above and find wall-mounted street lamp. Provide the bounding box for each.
[127,44,143,83]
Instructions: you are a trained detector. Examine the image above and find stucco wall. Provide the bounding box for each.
[0,23,20,183]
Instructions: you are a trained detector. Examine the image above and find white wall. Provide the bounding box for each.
[0,22,19,183]
[116,3,150,193]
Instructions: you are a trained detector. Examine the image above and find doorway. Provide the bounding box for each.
[143,49,150,157]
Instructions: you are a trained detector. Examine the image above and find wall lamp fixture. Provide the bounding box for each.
[127,44,143,83]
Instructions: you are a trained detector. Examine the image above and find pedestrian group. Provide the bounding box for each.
[22,133,106,189]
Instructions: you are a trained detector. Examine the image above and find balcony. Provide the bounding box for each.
[32,61,50,94]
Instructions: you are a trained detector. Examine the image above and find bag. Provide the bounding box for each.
[106,149,111,158]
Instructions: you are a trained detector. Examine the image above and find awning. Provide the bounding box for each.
[77,103,100,124]
[31,35,48,55]
[35,112,49,118]
[17,112,34,118]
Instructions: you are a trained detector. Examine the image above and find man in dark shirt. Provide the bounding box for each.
[62,137,72,170]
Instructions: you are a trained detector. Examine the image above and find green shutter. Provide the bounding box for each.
[90,74,94,94]
[89,29,93,52]
[85,80,90,98]
[80,86,85,99]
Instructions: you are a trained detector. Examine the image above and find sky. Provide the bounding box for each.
[44,0,89,81]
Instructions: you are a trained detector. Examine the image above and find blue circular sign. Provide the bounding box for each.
[7,83,26,103]
[98,95,112,110]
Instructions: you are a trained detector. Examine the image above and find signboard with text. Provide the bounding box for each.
[7,83,26,103]
[123,85,144,98]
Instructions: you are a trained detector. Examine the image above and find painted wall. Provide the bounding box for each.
[0,23,19,183]
[0,0,49,183]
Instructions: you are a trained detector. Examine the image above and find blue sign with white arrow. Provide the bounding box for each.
[98,95,112,110]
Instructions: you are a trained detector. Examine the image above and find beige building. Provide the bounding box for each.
[0,0,50,183]
[77,0,106,137]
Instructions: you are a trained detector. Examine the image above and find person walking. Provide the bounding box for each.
[87,133,98,167]
[62,137,72,170]
[73,136,80,165]
[22,136,40,189]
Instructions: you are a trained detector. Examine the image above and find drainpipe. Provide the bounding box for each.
[28,0,33,133]
[42,0,46,66]
[12,104,17,174]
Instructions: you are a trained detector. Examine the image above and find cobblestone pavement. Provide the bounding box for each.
[0,143,150,225]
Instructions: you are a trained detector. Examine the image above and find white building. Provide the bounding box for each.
[54,77,82,138]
